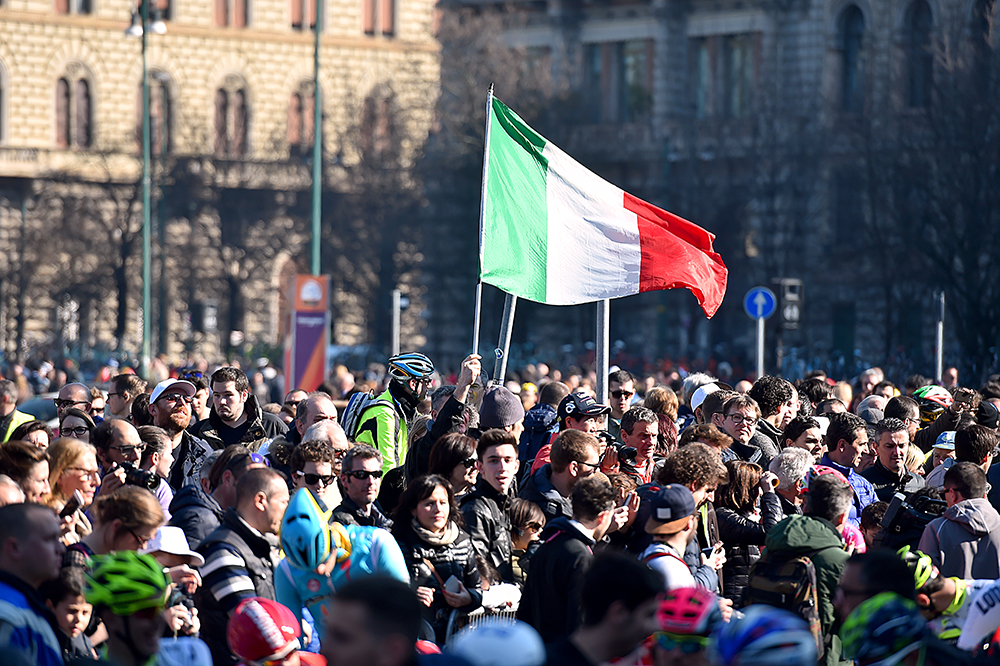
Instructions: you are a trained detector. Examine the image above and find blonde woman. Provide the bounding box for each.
[45,437,100,544]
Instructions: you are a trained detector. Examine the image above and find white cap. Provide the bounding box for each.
[813,415,830,438]
[139,525,205,567]
[958,581,1000,651]
[691,383,720,412]
[150,378,197,405]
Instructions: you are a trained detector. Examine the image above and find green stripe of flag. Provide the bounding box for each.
[481,98,550,303]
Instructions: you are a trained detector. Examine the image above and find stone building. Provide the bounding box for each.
[0,0,439,364]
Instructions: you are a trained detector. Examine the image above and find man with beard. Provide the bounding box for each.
[191,367,287,453]
[354,352,435,473]
[147,378,214,491]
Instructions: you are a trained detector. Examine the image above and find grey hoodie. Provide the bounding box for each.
[919,497,1000,579]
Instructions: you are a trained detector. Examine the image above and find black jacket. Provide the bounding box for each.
[196,509,280,666]
[860,460,925,502]
[517,516,596,643]
[460,479,514,582]
[715,491,782,606]
[518,464,572,525]
[392,521,482,643]
[190,395,287,452]
[331,495,393,530]
[169,482,225,550]
[403,394,470,484]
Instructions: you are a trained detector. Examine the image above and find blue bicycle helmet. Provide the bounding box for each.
[387,352,435,381]
[710,605,817,666]
[280,488,332,572]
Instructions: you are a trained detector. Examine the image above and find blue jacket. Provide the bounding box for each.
[818,454,877,526]
[274,523,408,640]
[0,571,64,666]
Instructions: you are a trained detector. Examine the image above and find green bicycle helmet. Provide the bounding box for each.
[86,551,171,616]
[841,593,927,666]
[897,546,939,591]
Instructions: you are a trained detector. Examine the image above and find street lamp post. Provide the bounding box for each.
[127,2,165,379]
[311,0,323,276]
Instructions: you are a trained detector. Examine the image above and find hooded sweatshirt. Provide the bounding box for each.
[919,498,1000,579]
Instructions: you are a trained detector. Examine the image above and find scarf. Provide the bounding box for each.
[411,518,458,547]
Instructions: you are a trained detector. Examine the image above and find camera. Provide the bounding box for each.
[597,431,638,464]
[876,490,947,550]
[119,462,160,491]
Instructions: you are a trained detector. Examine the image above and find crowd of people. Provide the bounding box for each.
[0,352,998,666]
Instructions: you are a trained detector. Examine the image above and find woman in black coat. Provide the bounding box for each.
[392,474,482,643]
[715,459,782,607]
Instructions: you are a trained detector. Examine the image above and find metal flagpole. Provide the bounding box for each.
[472,84,495,355]
[494,293,517,384]
[596,299,610,404]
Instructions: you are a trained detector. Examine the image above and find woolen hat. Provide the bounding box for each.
[977,401,1000,430]
[479,386,526,430]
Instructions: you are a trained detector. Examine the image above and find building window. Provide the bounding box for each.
[215,0,247,27]
[690,34,758,118]
[291,0,317,29]
[54,0,90,15]
[359,94,394,160]
[363,0,394,36]
[840,5,866,112]
[214,80,249,158]
[287,84,315,157]
[583,40,653,123]
[55,69,92,149]
[904,0,933,108]
[136,73,172,155]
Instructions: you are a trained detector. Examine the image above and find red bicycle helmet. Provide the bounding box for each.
[657,587,723,636]
[227,597,301,666]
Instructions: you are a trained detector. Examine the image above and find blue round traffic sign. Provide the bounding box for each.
[744,287,777,320]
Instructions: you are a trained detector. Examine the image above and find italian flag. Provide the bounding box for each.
[480,97,728,318]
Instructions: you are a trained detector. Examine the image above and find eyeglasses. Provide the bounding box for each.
[460,457,478,469]
[54,399,89,410]
[344,469,384,481]
[68,467,101,480]
[126,526,152,549]
[109,444,145,456]
[106,392,122,399]
[611,389,635,399]
[159,393,194,405]
[296,471,336,487]
[178,370,204,381]
[63,426,91,438]
[654,632,708,654]
[726,413,758,427]
[576,459,601,470]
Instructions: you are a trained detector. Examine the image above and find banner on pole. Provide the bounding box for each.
[284,274,330,392]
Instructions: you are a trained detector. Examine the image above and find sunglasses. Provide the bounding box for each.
[110,444,145,456]
[178,370,204,380]
[344,469,384,481]
[611,389,635,399]
[460,457,478,469]
[654,632,708,654]
[54,399,89,409]
[159,393,194,405]
[296,471,336,487]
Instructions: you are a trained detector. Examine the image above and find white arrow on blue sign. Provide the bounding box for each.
[744,287,777,320]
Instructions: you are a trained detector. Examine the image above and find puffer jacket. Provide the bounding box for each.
[715,491,782,606]
[392,521,482,643]
[919,497,1000,579]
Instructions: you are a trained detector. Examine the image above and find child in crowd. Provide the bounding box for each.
[41,567,97,661]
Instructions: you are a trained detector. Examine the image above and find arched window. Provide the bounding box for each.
[136,73,171,155]
[905,0,933,108]
[55,66,93,149]
[287,83,315,157]
[840,5,865,112]
[360,93,395,161]
[213,78,250,158]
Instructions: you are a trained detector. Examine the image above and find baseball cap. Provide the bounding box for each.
[933,431,956,451]
[558,393,612,421]
[150,378,196,404]
[139,525,205,567]
[644,484,696,535]
[691,384,720,412]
